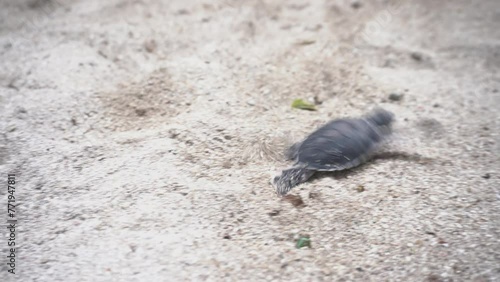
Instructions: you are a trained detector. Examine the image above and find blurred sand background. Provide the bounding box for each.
[0,0,499,281]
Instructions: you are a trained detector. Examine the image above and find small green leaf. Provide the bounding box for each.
[296,236,312,249]
[291,99,316,111]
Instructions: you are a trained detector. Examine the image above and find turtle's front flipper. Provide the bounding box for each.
[273,167,315,196]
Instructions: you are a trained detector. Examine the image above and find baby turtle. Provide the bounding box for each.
[273,108,394,196]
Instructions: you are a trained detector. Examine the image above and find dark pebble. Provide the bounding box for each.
[351,1,362,9]
[389,93,403,101]
[410,52,423,61]
[313,95,323,105]
[268,210,280,216]
[308,191,320,199]
[482,173,490,179]
[135,109,147,116]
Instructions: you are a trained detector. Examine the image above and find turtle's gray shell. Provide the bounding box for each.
[291,110,393,171]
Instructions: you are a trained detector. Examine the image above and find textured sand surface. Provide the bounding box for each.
[1,0,499,281]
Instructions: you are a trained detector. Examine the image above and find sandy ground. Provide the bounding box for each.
[1,0,499,281]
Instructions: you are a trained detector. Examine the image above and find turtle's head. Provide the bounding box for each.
[272,167,314,196]
[273,173,294,196]
[368,108,394,126]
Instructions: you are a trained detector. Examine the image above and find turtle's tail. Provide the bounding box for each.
[273,167,315,196]
[367,108,394,127]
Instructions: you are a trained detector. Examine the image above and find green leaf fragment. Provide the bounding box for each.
[296,236,312,249]
[291,99,316,111]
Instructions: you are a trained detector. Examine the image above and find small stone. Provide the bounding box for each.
[176,9,189,15]
[221,160,232,169]
[410,52,423,61]
[388,93,403,101]
[213,137,223,143]
[135,109,147,116]
[308,191,320,199]
[383,59,395,68]
[246,100,255,106]
[282,195,305,208]
[482,173,490,179]
[427,274,441,282]
[356,185,365,192]
[351,1,362,9]
[223,234,231,239]
[295,39,316,46]
[313,95,323,105]
[168,129,180,139]
[143,39,157,53]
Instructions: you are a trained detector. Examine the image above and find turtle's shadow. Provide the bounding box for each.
[308,151,430,181]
